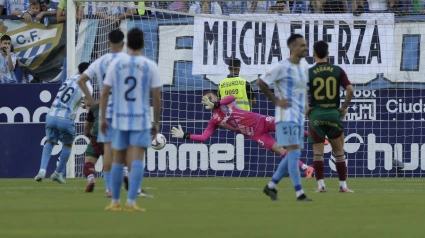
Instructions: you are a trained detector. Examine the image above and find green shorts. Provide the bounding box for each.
[308,108,344,144]
[85,137,104,159]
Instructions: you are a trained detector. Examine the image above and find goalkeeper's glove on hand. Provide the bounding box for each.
[201,96,220,110]
[171,125,190,139]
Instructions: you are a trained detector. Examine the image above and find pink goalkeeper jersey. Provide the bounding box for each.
[190,95,264,142]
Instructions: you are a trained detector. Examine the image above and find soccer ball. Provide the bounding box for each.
[151,133,167,150]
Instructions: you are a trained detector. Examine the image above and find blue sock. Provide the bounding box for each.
[127,160,144,201]
[287,149,303,192]
[111,163,124,200]
[55,147,71,173]
[271,157,289,184]
[103,171,111,191]
[39,143,53,170]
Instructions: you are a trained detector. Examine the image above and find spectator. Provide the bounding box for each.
[249,0,274,13]
[368,0,388,12]
[1,0,32,21]
[96,2,137,21]
[56,0,84,23]
[407,0,425,13]
[27,0,41,20]
[351,0,366,15]
[188,1,222,14]
[322,0,348,13]
[267,1,290,13]
[221,1,248,14]
[36,0,57,23]
[291,0,308,13]
[0,35,17,84]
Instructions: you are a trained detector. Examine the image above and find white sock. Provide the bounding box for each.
[339,181,347,188]
[126,199,135,206]
[318,179,325,188]
[87,174,94,183]
[296,189,304,197]
[301,164,308,170]
[137,188,142,194]
[54,171,61,176]
[267,181,277,189]
[123,167,129,176]
[111,199,119,204]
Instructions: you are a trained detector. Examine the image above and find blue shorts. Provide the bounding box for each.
[45,115,76,145]
[275,121,304,149]
[111,129,151,150]
[97,118,113,143]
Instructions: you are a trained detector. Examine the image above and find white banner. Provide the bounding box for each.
[192,13,395,84]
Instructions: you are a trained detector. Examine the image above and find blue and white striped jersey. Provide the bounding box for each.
[0,0,29,15]
[0,53,17,84]
[259,59,309,125]
[48,74,93,120]
[83,52,125,119]
[104,54,162,131]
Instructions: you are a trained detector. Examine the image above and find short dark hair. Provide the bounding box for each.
[203,90,218,96]
[30,0,40,6]
[78,62,90,74]
[1,35,11,42]
[287,34,304,47]
[108,29,124,44]
[127,28,144,50]
[229,58,241,68]
[313,41,328,59]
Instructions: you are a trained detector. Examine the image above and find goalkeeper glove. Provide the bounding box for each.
[201,96,220,110]
[171,125,190,139]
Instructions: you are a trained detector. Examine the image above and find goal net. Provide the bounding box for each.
[66,0,425,178]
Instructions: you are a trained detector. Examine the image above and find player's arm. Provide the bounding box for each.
[78,73,96,106]
[171,119,219,143]
[202,95,236,109]
[84,109,94,137]
[339,68,354,119]
[257,64,290,108]
[150,62,163,136]
[100,65,114,134]
[246,81,256,107]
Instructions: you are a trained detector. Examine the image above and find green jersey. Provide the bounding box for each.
[87,105,100,137]
[308,63,350,109]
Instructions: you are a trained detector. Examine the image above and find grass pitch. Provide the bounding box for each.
[0,178,424,238]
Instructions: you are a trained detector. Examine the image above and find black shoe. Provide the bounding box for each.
[263,185,279,201]
[296,194,313,202]
[123,176,129,191]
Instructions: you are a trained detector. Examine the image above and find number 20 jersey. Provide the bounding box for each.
[48,74,93,120]
[104,54,162,131]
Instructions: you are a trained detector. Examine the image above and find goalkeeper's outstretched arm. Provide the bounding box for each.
[171,120,219,143]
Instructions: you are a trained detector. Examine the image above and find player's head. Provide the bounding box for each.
[228,58,241,74]
[108,29,125,49]
[203,90,219,102]
[78,62,90,74]
[287,34,307,58]
[313,40,328,60]
[127,28,145,51]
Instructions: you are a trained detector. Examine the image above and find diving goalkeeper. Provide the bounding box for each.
[171,91,317,177]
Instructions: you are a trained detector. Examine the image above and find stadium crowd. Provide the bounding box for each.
[0,0,423,84]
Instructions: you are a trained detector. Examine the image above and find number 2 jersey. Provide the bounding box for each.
[308,62,351,109]
[104,54,162,131]
[48,74,93,120]
[83,52,126,119]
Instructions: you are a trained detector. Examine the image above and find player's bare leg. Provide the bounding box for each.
[271,143,314,178]
[83,156,97,192]
[105,149,126,211]
[329,134,353,193]
[103,142,113,197]
[50,144,72,184]
[312,142,326,192]
[35,141,56,182]
[124,146,146,212]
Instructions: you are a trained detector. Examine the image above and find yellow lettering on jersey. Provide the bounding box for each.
[313,66,334,75]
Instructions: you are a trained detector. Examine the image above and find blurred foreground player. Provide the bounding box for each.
[83,103,153,198]
[100,28,162,211]
[307,41,354,193]
[35,62,93,183]
[171,92,317,178]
